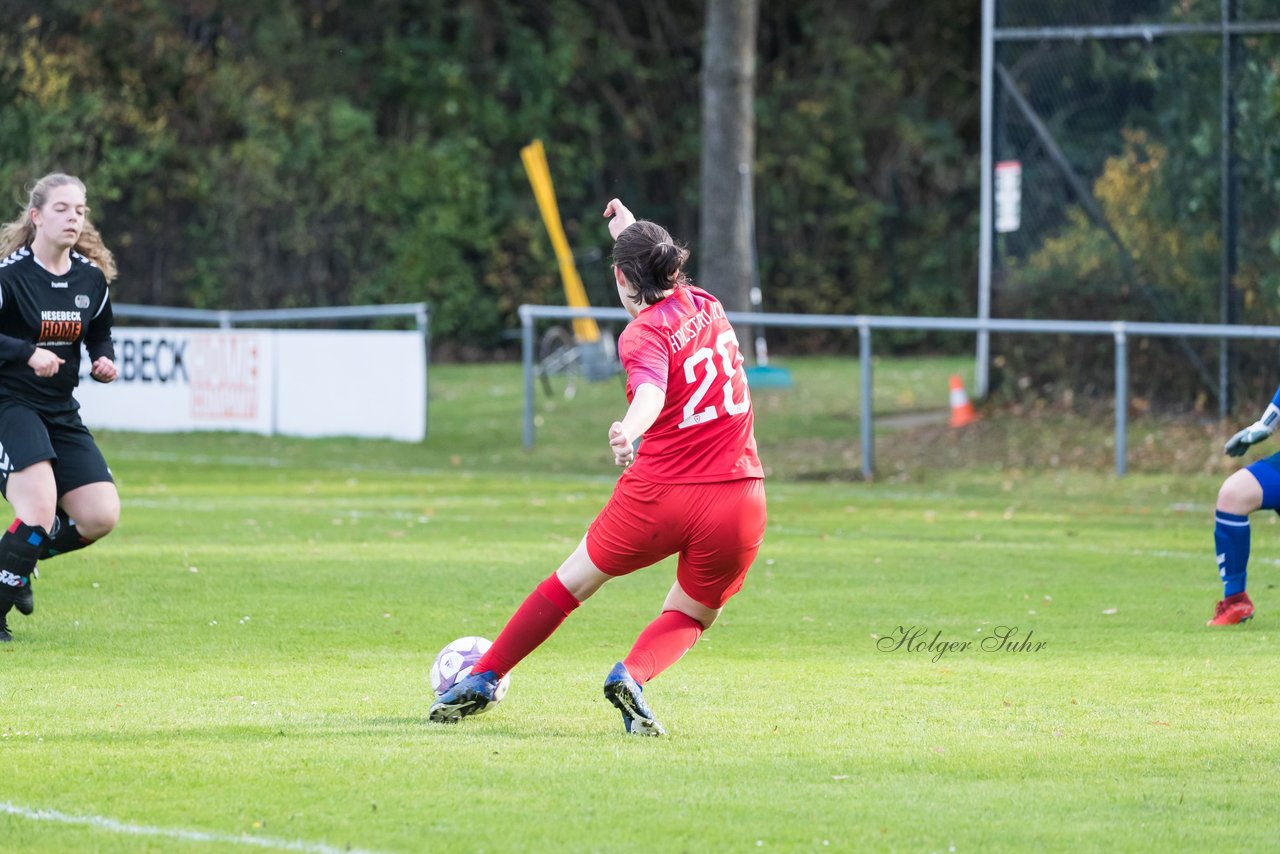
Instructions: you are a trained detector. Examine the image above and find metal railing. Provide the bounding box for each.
[114,302,430,333]
[519,304,1280,477]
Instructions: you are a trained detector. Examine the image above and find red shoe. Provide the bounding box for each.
[1207,592,1254,626]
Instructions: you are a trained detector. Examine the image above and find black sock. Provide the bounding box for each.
[0,519,43,576]
[40,510,92,559]
[0,520,46,615]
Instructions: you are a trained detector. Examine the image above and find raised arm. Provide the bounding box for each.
[603,198,637,241]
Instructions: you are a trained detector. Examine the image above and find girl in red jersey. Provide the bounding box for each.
[0,174,121,642]
[430,199,767,734]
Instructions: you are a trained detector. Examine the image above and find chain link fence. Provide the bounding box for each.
[982,0,1280,413]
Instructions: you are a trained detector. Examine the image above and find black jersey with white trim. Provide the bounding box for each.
[0,247,115,413]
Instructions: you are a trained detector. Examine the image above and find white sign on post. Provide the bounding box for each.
[995,160,1022,234]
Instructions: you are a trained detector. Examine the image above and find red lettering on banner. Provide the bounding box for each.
[188,335,261,420]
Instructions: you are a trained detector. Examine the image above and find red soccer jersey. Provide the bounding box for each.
[618,285,764,483]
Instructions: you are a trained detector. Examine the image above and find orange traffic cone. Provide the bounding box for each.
[948,375,979,427]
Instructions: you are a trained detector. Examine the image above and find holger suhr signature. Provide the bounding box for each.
[875,625,1047,663]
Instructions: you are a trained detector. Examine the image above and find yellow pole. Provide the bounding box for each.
[520,139,600,343]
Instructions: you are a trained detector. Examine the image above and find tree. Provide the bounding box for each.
[698,0,758,316]
[0,1,982,355]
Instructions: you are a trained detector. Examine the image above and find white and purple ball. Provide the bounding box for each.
[430,636,510,709]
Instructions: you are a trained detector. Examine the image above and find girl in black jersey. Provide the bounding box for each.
[0,173,120,642]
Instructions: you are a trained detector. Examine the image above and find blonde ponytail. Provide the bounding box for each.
[73,219,117,282]
[0,214,34,260]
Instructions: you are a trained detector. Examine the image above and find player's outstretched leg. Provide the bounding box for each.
[0,520,47,617]
[429,670,502,723]
[603,662,666,736]
[0,604,12,642]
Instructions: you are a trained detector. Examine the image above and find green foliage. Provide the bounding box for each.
[994,21,1280,406]
[757,1,977,352]
[997,131,1223,404]
[0,0,978,352]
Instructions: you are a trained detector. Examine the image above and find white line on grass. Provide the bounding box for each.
[0,802,385,854]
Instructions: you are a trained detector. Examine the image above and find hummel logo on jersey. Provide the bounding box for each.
[51,280,68,288]
[0,569,26,588]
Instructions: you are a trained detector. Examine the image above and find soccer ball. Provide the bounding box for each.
[430,636,510,709]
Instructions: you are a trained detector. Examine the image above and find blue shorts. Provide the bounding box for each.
[1246,453,1280,511]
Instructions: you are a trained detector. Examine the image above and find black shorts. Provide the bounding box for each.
[0,400,113,498]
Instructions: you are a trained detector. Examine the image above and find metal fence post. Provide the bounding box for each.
[1114,324,1128,476]
[521,307,536,449]
[418,303,431,439]
[859,323,874,479]
[976,0,995,398]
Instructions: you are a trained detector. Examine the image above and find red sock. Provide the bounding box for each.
[623,610,704,684]
[472,573,580,678]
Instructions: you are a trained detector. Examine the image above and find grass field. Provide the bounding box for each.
[4,356,1279,852]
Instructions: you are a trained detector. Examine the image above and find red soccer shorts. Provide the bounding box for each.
[585,475,767,609]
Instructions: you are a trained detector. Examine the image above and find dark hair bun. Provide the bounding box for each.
[612,220,690,306]
[650,243,681,284]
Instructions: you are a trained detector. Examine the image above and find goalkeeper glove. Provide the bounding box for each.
[1225,403,1280,457]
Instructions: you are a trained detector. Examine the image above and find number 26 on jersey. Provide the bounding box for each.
[679,330,750,428]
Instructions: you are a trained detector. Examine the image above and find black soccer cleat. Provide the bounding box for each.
[428,670,501,723]
[0,606,12,642]
[603,661,666,736]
